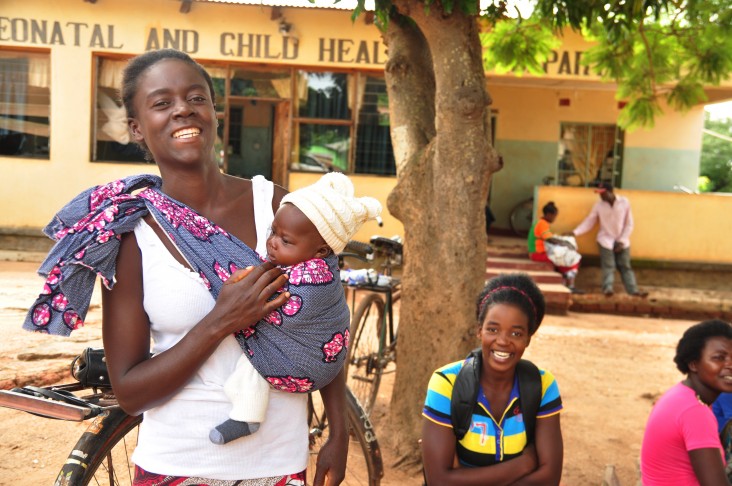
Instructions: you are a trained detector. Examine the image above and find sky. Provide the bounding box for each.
[705,101,732,121]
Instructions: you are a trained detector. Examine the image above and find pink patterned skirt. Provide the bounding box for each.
[132,465,306,486]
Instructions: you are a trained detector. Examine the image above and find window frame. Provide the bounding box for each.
[0,46,52,160]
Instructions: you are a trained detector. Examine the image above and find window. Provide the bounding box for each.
[556,123,624,187]
[0,50,51,159]
[354,76,395,176]
[291,71,353,173]
[230,68,290,98]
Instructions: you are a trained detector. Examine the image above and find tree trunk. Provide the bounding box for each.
[382,1,502,466]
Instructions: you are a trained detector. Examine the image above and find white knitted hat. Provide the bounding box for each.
[280,172,382,254]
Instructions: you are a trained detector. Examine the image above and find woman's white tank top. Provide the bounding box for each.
[130,176,308,480]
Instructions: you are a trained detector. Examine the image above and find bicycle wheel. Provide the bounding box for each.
[56,407,140,485]
[347,293,385,415]
[509,198,535,237]
[307,389,383,486]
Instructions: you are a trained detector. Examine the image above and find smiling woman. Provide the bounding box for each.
[21,48,351,486]
[421,273,564,486]
[640,320,732,486]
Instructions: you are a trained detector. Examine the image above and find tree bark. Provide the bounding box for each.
[382,0,502,465]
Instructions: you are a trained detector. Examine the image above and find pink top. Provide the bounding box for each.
[641,382,724,486]
[572,195,633,250]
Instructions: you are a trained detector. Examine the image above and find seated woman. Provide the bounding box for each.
[641,319,732,486]
[527,201,582,293]
[421,274,564,485]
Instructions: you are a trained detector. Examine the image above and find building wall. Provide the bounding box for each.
[0,0,718,263]
[488,85,705,230]
[535,185,732,264]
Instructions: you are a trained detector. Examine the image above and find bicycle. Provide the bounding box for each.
[0,352,384,486]
[339,236,403,421]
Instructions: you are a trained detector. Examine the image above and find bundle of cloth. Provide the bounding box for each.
[544,235,581,269]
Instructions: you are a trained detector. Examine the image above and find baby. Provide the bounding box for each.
[211,172,382,444]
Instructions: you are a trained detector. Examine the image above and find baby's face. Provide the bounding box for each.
[266,204,329,266]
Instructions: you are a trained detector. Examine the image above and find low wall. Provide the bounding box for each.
[535,185,732,265]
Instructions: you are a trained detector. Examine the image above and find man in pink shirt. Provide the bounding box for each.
[571,182,647,297]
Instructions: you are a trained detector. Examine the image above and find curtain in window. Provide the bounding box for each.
[0,58,28,141]
[355,76,395,175]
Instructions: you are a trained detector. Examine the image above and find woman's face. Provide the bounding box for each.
[544,211,558,223]
[477,303,531,375]
[690,336,732,393]
[128,59,217,167]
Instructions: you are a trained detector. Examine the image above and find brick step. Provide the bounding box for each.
[485,269,564,285]
[538,283,571,315]
[486,256,554,272]
[487,249,529,259]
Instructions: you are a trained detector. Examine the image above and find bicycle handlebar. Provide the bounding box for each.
[344,240,374,257]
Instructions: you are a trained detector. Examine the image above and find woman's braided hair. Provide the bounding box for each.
[477,273,546,335]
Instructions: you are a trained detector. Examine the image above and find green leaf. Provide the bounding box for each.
[617,97,662,130]
[481,19,560,76]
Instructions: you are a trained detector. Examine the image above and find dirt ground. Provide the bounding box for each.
[0,260,724,485]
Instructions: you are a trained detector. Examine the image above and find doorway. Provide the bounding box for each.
[225,99,275,180]
[224,98,290,185]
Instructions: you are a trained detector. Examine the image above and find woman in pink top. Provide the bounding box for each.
[641,320,732,486]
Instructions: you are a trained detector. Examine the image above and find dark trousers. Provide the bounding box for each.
[599,245,638,294]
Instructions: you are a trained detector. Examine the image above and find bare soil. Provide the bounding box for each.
[0,260,724,485]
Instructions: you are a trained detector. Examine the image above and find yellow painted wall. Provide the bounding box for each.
[535,185,732,264]
[288,172,401,244]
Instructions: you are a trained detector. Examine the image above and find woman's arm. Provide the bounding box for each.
[103,231,290,416]
[421,418,537,486]
[508,414,563,486]
[311,368,349,486]
[689,448,730,486]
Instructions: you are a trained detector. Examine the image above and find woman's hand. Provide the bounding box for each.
[210,262,290,338]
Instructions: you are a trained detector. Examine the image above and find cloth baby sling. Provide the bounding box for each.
[22,174,350,393]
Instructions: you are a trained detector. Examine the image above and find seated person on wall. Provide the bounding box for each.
[641,320,732,486]
[527,201,582,293]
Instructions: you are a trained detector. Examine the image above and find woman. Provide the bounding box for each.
[421,274,564,485]
[23,49,347,486]
[527,201,581,293]
[641,320,732,486]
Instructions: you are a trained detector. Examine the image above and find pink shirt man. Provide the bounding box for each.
[572,194,634,250]
[641,382,725,485]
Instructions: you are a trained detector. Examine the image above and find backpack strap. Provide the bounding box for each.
[450,348,543,443]
[450,347,482,440]
[516,359,542,443]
